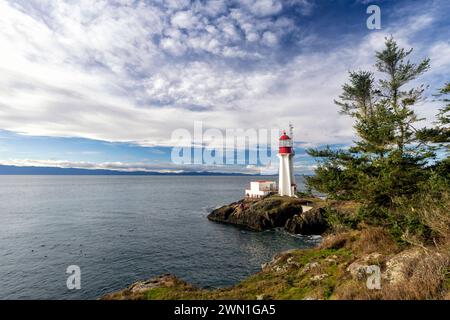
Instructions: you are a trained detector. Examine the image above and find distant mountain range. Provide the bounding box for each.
[0,164,260,176]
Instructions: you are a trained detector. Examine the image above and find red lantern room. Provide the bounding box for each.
[279,131,293,154]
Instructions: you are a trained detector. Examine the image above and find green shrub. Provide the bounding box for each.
[323,207,360,231]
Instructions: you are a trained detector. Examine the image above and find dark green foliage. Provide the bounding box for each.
[417,82,450,146]
[306,147,362,200]
[323,207,360,231]
[388,174,449,243]
[306,37,449,243]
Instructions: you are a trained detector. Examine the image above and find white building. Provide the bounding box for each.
[278,127,297,197]
[245,181,276,199]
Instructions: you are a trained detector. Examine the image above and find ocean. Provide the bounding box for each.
[0,175,320,299]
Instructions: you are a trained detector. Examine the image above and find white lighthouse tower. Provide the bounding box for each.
[278,126,296,197]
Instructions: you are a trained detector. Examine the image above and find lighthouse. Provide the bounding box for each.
[278,126,296,197]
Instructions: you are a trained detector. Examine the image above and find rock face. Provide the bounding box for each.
[261,249,301,273]
[100,274,195,300]
[347,252,383,280]
[384,248,423,284]
[207,195,328,235]
[284,207,328,235]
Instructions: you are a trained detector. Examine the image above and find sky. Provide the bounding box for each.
[0,0,449,174]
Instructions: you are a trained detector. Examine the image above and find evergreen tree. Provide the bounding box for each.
[375,37,430,153]
[306,37,432,206]
[417,83,450,145]
[417,83,450,179]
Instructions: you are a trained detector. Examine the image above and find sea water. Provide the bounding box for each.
[0,175,320,299]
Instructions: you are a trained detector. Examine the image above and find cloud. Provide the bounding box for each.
[0,158,265,174]
[0,0,448,154]
[241,0,282,17]
[429,42,450,70]
[261,31,278,46]
[171,10,199,29]
[141,61,276,107]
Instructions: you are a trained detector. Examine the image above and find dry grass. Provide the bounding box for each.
[416,191,450,240]
[326,200,362,217]
[320,227,399,255]
[350,227,400,255]
[380,250,449,300]
[320,230,356,250]
[393,189,450,247]
[325,227,450,300]
[334,248,450,300]
[333,280,370,300]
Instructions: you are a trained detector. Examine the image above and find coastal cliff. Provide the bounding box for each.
[102,226,450,300]
[101,195,449,300]
[207,195,329,235]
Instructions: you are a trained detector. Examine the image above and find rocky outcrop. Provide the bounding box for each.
[383,248,423,284]
[261,249,301,273]
[284,207,328,235]
[100,274,196,300]
[346,252,383,280]
[207,195,328,235]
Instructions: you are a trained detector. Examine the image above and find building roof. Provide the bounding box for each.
[279,131,291,140]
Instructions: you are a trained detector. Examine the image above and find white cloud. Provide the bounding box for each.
[160,37,187,56]
[0,158,264,174]
[429,42,450,70]
[261,31,278,46]
[242,0,282,17]
[286,0,315,15]
[142,61,275,107]
[171,10,199,29]
[0,0,448,152]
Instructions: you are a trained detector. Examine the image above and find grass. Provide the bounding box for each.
[145,287,173,300]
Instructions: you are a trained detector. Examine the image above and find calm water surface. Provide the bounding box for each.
[0,175,319,299]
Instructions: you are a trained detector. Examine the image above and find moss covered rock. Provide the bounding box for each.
[207,195,327,234]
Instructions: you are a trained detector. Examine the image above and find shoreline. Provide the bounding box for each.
[101,195,449,300]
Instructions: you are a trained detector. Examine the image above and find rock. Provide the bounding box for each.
[384,248,423,284]
[261,250,300,273]
[208,195,328,235]
[302,262,319,273]
[310,274,328,282]
[208,196,304,231]
[262,253,285,271]
[128,274,176,294]
[346,253,384,280]
[347,262,369,280]
[362,252,383,263]
[284,207,329,235]
[273,265,288,273]
[325,255,339,263]
[100,274,195,300]
[344,252,383,283]
[286,256,300,267]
